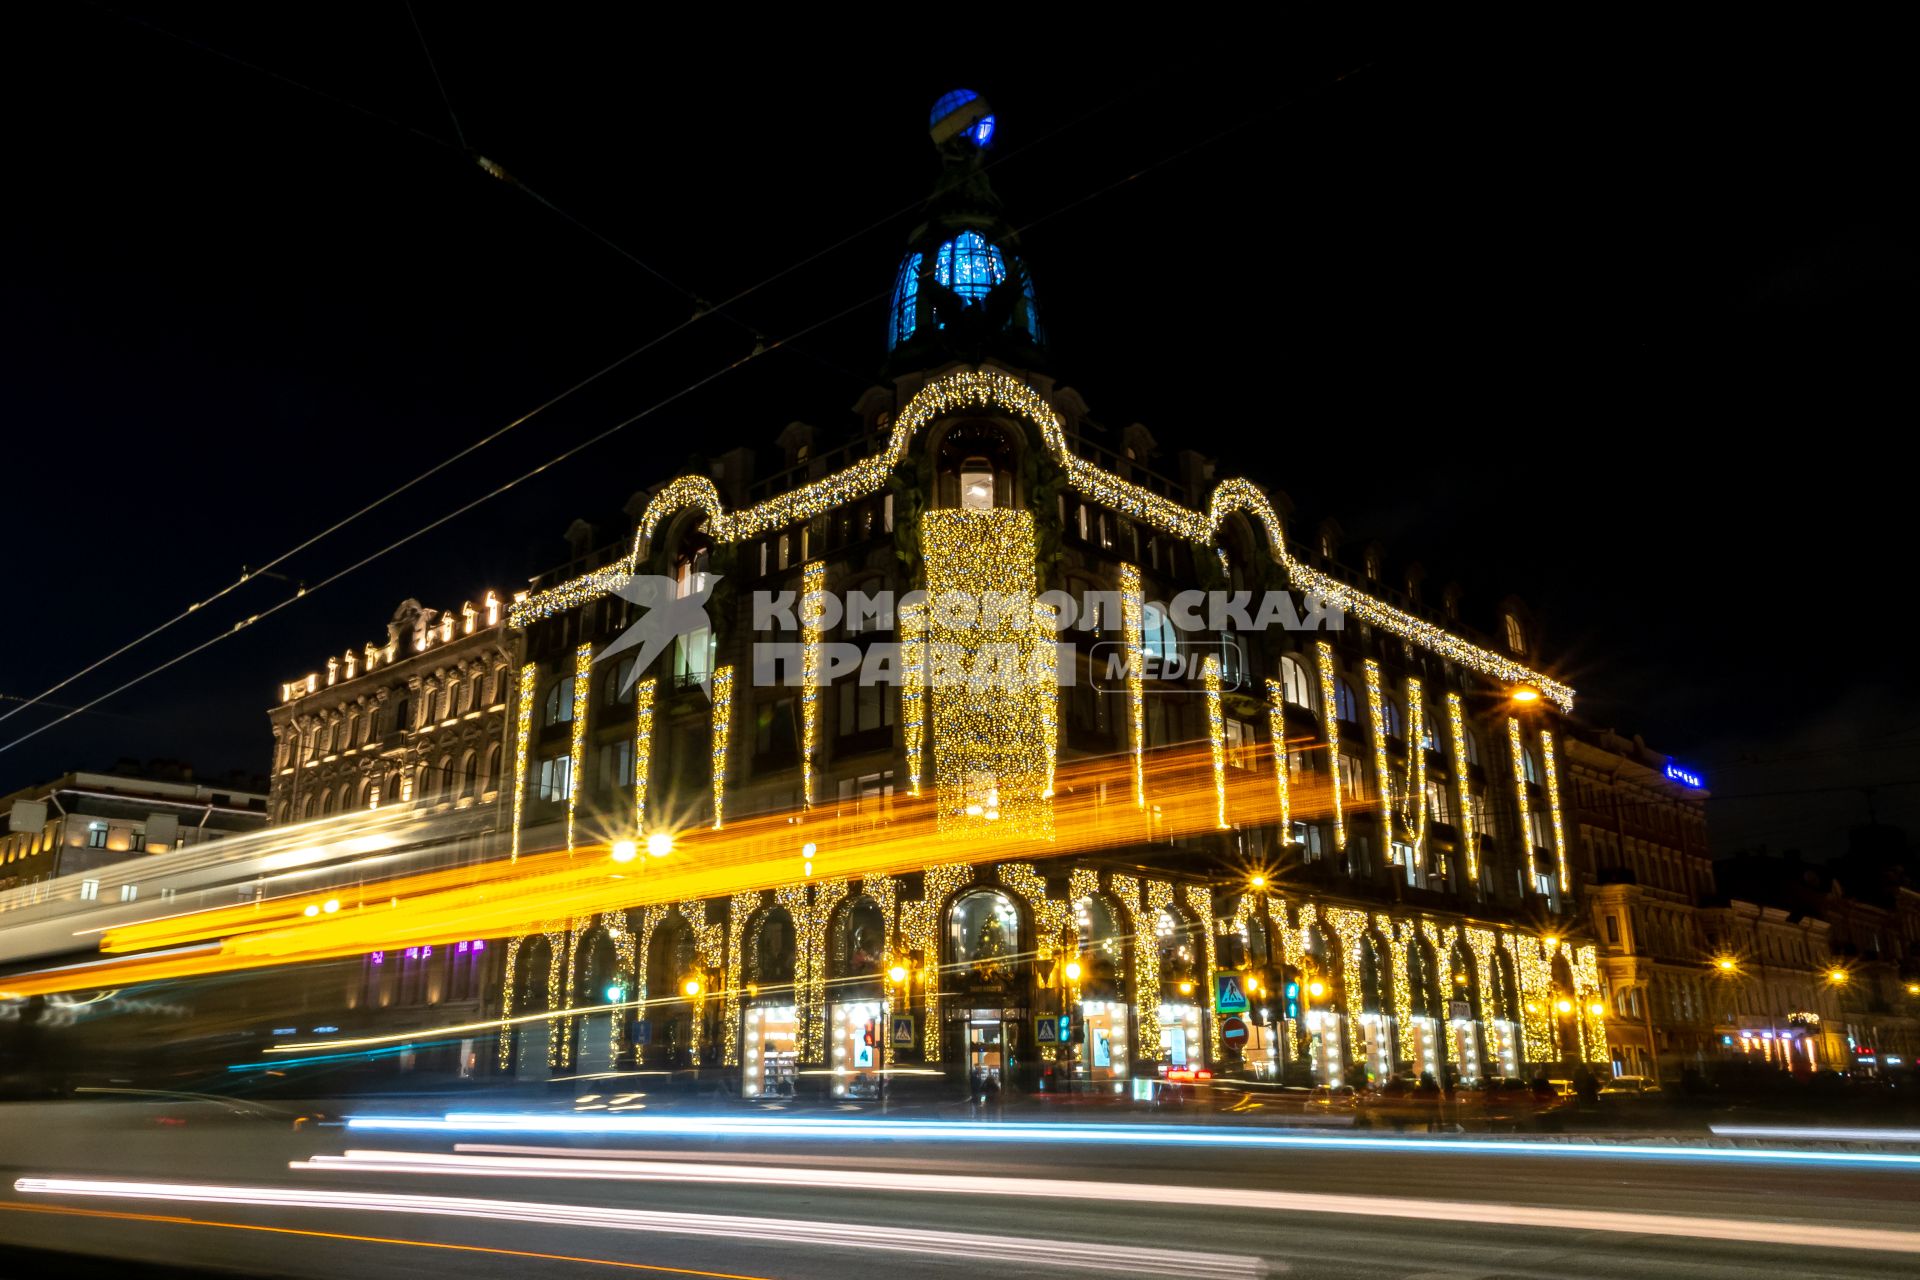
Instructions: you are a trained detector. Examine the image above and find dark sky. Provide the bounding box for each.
[3,12,1914,857]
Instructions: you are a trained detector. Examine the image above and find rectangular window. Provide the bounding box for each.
[86,822,108,849]
[1425,780,1451,825]
[673,627,714,688]
[537,755,573,803]
[837,680,894,735]
[1224,719,1251,769]
[883,493,894,533]
[120,884,139,903]
[1339,752,1369,801]
[1605,916,1620,944]
[599,740,633,790]
[80,879,100,901]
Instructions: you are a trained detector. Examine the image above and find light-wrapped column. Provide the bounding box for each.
[1204,655,1228,829]
[800,560,825,809]
[710,665,734,829]
[1121,564,1146,808]
[510,662,536,863]
[1315,641,1346,850]
[565,643,592,853]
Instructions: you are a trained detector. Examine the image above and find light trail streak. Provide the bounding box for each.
[339,1113,1920,1170]
[1711,1125,1920,1143]
[286,1147,1920,1254]
[11,1177,1263,1277]
[0,1200,771,1278]
[0,742,1331,1000]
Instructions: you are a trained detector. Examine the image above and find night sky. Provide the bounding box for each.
[4,12,1914,859]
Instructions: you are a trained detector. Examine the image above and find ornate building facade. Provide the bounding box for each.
[486,92,1608,1098]
[267,592,520,825]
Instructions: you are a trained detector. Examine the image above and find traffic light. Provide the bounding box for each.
[1284,979,1301,1021]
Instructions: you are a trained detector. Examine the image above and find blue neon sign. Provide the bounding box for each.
[1665,764,1704,789]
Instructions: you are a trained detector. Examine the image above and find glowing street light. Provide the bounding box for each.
[610,839,638,864]
[1510,686,1541,704]
[1716,956,1738,972]
[322,899,340,914]
[645,831,674,858]
[1307,979,1326,1000]
[1588,1002,1605,1017]
[1827,968,1849,985]
[1555,998,1574,1014]
[681,976,703,998]
[1249,874,1266,890]
[1063,958,1083,983]
[888,963,909,985]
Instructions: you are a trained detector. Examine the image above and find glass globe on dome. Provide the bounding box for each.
[929,88,995,148]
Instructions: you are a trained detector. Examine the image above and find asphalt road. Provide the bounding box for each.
[3,1101,1918,1279]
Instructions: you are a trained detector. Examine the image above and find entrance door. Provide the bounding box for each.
[968,1015,1004,1087]
[744,1005,799,1098]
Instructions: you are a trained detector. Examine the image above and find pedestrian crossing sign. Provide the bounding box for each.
[1036,1015,1059,1044]
[891,1014,916,1048]
[1215,972,1249,1013]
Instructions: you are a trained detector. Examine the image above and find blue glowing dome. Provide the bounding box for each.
[930,88,995,148]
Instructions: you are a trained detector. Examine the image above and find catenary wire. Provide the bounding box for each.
[0,63,1368,756]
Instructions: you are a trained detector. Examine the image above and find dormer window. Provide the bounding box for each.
[1504,613,1527,654]
[935,422,1015,509]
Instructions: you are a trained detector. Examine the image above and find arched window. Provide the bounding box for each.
[603,656,638,706]
[935,230,1005,303]
[1382,699,1403,740]
[543,677,575,727]
[481,743,502,795]
[460,750,479,798]
[935,423,1015,509]
[1421,703,1440,751]
[1521,745,1541,784]
[1335,680,1359,724]
[316,787,332,817]
[887,251,923,348]
[1504,613,1527,655]
[1156,906,1200,993]
[949,890,1019,979]
[1464,728,1483,766]
[1280,654,1313,709]
[1075,896,1125,1001]
[433,755,452,799]
[751,908,796,987]
[836,897,886,979]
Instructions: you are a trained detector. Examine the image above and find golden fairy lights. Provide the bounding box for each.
[1405,678,1428,868]
[921,509,1055,838]
[510,662,535,863]
[511,368,1572,709]
[1447,693,1476,882]
[1507,717,1539,890]
[632,677,655,835]
[1121,564,1147,808]
[1540,728,1569,896]
[710,665,734,829]
[565,643,591,853]
[900,599,927,796]
[1203,654,1227,829]
[1314,641,1346,850]
[1264,678,1291,833]
[1364,660,1394,857]
[800,561,826,808]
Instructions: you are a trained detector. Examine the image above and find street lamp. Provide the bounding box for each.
[1827,968,1849,985]
[610,839,638,864]
[646,831,674,858]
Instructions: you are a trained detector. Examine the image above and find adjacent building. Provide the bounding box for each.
[1,763,268,893]
[267,592,521,824]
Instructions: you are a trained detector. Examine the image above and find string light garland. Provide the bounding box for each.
[899,864,975,1060]
[1540,728,1569,896]
[1364,660,1394,857]
[1264,679,1292,834]
[1511,932,1557,1063]
[1001,863,1073,1063]
[1111,873,1173,1057]
[1121,564,1146,808]
[723,890,761,1066]
[510,663,535,863]
[1447,693,1476,883]
[495,935,523,1068]
[922,509,1054,838]
[800,561,826,809]
[566,644,592,853]
[1315,642,1346,850]
[632,677,655,835]
[709,665,733,829]
[513,368,1572,709]
[1572,942,1607,1063]
[1405,678,1428,870]
[546,924,571,1066]
[900,599,927,797]
[1506,717,1539,890]
[860,873,900,1069]
[1203,654,1228,829]
[600,911,637,1061]
[1183,883,1220,1059]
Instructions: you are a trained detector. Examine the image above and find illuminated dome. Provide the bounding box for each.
[929,88,995,148]
[886,92,1043,369]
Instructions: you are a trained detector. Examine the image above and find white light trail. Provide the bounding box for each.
[1711,1125,1920,1144]
[10,1177,1260,1278]
[339,1113,1920,1170]
[284,1149,1920,1254]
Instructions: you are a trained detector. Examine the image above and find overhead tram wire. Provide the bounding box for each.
[12,13,1180,732]
[2,63,1373,756]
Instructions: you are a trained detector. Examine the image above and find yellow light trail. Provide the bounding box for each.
[0,740,1344,1000]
